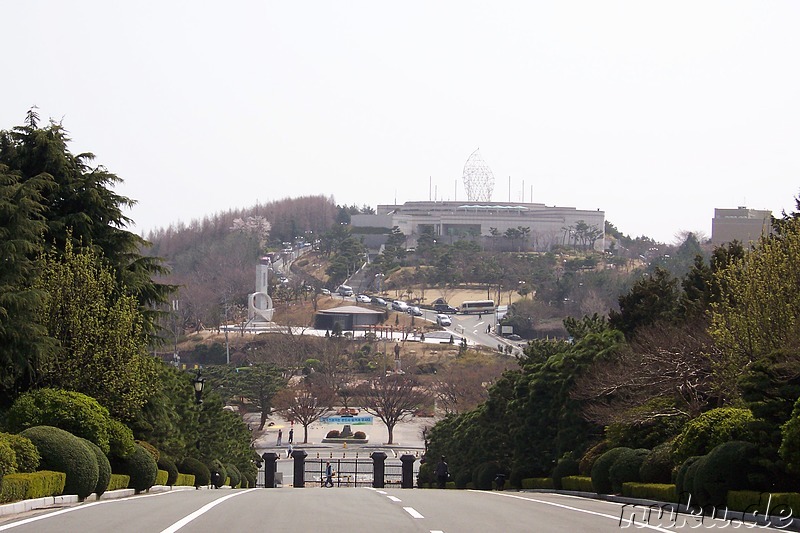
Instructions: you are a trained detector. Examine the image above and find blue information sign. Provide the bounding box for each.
[321,415,373,425]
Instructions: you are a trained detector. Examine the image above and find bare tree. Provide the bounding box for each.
[431,353,509,415]
[273,378,335,444]
[356,374,431,444]
[572,321,718,426]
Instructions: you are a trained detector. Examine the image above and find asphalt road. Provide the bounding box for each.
[0,487,786,533]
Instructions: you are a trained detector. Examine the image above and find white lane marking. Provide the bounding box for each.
[387,496,402,502]
[404,507,424,519]
[473,491,675,533]
[0,490,178,530]
[430,531,444,533]
[377,490,387,494]
[160,489,258,533]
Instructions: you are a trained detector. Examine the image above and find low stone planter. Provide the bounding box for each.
[320,437,369,444]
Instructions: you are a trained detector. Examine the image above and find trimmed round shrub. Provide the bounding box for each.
[21,426,99,499]
[136,441,160,463]
[207,459,227,488]
[110,444,158,493]
[639,443,674,484]
[179,457,210,487]
[692,441,767,508]
[79,437,111,496]
[8,389,112,454]
[508,464,538,490]
[242,469,255,488]
[225,463,242,488]
[579,441,608,475]
[0,433,40,473]
[591,447,632,494]
[108,420,136,459]
[158,456,179,486]
[353,431,366,439]
[473,461,502,490]
[675,455,703,497]
[608,448,649,493]
[454,470,472,489]
[326,430,340,438]
[671,407,755,464]
[417,462,433,487]
[552,453,580,490]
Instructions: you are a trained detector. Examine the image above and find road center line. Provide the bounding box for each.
[404,507,424,519]
[473,491,675,533]
[159,489,258,533]
[387,496,401,502]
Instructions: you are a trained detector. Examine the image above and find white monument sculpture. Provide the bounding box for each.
[247,256,274,323]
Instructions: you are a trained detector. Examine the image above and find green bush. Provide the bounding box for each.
[681,456,705,505]
[107,474,130,491]
[521,477,554,489]
[622,482,679,503]
[0,433,40,473]
[21,426,99,499]
[8,389,112,454]
[157,456,179,486]
[175,472,196,487]
[609,448,649,493]
[417,462,433,487]
[155,469,168,486]
[779,397,800,475]
[472,461,502,490]
[241,470,255,489]
[110,443,158,493]
[692,441,766,508]
[78,437,111,497]
[591,447,631,494]
[225,463,242,488]
[561,476,594,492]
[552,453,579,490]
[727,490,800,515]
[579,441,608,475]
[639,443,673,484]
[108,420,136,459]
[207,459,227,488]
[179,458,210,487]
[508,465,538,489]
[454,470,472,489]
[674,455,702,497]
[671,407,755,464]
[136,441,160,463]
[0,471,65,502]
[0,438,16,483]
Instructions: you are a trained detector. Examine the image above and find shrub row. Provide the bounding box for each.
[561,476,594,492]
[107,474,131,491]
[622,483,679,503]
[726,490,800,515]
[521,478,554,489]
[155,469,169,486]
[175,473,196,487]
[0,471,66,503]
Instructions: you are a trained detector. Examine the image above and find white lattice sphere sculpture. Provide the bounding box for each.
[462,149,495,202]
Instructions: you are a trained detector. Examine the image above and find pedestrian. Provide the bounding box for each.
[487,324,491,334]
[478,313,482,319]
[435,456,449,489]
[277,429,282,446]
[324,461,334,487]
[288,428,294,444]
[286,443,293,458]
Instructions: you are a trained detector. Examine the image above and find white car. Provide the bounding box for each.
[356,294,372,303]
[436,314,452,326]
[321,288,331,296]
[407,306,423,316]
[391,300,409,311]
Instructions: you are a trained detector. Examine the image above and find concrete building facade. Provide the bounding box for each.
[711,207,772,246]
[352,200,605,252]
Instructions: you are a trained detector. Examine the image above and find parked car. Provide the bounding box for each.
[505,334,523,341]
[407,306,423,316]
[371,297,387,306]
[433,302,459,314]
[436,314,452,326]
[321,288,331,296]
[356,294,372,303]
[391,300,409,311]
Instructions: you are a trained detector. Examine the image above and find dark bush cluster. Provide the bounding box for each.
[21,426,99,499]
[590,447,631,494]
[179,457,210,487]
[608,448,649,493]
[158,457,179,486]
[552,453,579,490]
[110,444,158,493]
[79,438,111,496]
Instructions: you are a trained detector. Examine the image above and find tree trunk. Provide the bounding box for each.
[387,423,395,445]
[259,410,268,431]
[304,424,309,444]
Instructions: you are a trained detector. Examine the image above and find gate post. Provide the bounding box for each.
[400,454,416,489]
[261,452,279,488]
[371,451,387,488]
[291,449,308,488]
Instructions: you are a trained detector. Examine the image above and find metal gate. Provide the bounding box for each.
[304,458,403,487]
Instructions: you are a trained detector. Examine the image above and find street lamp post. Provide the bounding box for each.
[192,371,205,405]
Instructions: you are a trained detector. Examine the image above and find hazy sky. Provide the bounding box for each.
[4,1,799,243]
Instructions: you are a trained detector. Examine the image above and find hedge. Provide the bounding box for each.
[79,438,111,497]
[0,471,65,503]
[175,473,196,487]
[561,476,594,492]
[521,477,554,489]
[622,483,679,503]
[21,426,99,499]
[8,389,112,454]
[155,469,169,486]
[107,474,131,491]
[727,490,800,515]
[591,447,632,494]
[157,457,179,486]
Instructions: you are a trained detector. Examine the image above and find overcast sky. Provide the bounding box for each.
[4,1,799,243]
